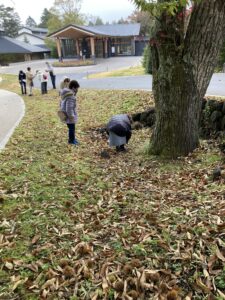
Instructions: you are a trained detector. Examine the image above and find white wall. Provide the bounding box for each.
[18,28,32,34]
[16,34,45,45]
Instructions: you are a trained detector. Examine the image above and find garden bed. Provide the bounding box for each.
[52,59,95,68]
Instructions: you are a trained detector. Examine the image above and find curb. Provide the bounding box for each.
[206,94,225,98]
[0,91,25,151]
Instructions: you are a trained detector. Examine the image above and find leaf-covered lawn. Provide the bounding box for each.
[0,74,225,300]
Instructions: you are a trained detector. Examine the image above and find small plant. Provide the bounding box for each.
[110,240,124,253]
[132,244,147,256]
[215,271,225,289]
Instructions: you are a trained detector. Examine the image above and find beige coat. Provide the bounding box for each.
[26,71,35,87]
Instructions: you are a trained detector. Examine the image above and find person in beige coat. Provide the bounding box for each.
[26,67,36,96]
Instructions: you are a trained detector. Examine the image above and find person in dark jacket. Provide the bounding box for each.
[46,62,56,89]
[107,114,132,152]
[60,80,80,145]
[18,70,26,95]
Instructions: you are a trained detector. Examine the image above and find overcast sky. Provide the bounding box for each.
[1,0,136,24]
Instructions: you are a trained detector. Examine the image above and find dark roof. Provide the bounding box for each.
[84,23,141,36]
[49,23,141,38]
[0,36,50,54]
[17,32,45,41]
[35,44,50,51]
[20,26,48,34]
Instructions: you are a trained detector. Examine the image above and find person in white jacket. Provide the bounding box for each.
[37,70,48,94]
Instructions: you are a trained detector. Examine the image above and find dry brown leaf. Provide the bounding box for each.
[41,278,56,290]
[102,277,109,291]
[218,289,225,299]
[216,247,225,262]
[12,278,28,291]
[31,234,41,244]
[196,278,211,293]
[5,261,13,270]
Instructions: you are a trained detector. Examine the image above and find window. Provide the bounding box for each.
[111,38,132,56]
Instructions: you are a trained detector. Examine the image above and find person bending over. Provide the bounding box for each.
[107,114,132,152]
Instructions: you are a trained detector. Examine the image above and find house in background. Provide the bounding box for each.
[48,23,148,59]
[0,27,50,64]
[16,26,49,51]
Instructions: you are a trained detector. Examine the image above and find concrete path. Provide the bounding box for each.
[0,89,25,150]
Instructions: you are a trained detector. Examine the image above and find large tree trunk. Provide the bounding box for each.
[150,0,225,158]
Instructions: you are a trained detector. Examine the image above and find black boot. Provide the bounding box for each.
[116,145,126,152]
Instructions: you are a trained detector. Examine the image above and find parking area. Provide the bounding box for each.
[0,57,142,76]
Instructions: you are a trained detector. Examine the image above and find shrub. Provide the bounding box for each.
[142,45,152,74]
[216,39,225,72]
[45,38,58,58]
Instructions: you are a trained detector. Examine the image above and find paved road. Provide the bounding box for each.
[78,73,225,97]
[1,57,225,96]
[0,89,25,150]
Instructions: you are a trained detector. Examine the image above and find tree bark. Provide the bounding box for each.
[150,0,225,158]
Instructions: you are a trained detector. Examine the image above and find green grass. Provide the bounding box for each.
[88,65,145,78]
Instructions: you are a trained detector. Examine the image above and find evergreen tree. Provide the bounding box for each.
[117,18,129,24]
[39,8,52,28]
[25,16,37,28]
[95,17,104,25]
[0,5,21,37]
[87,16,104,26]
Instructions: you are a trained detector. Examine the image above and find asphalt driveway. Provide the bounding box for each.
[1,57,225,96]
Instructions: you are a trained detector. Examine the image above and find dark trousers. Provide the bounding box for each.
[41,82,47,94]
[67,123,75,143]
[50,73,56,89]
[126,131,132,143]
[20,81,26,94]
